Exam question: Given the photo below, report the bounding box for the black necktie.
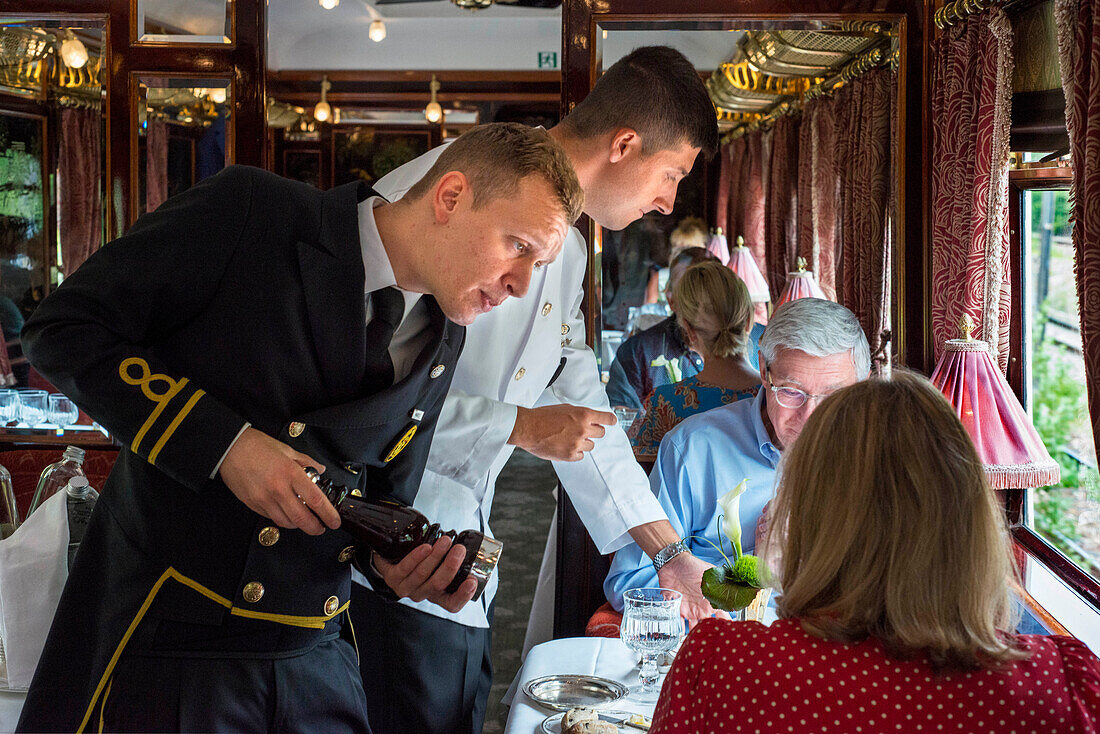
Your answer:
[363,287,405,391]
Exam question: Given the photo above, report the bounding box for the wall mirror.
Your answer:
[584,17,908,393]
[0,19,105,387]
[135,76,232,217]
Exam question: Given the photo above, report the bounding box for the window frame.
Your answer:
[1006,168,1100,615]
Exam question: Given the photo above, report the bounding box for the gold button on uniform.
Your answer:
[258,526,280,546]
[288,421,305,437]
[324,595,340,615]
[242,582,265,603]
[430,364,446,379]
[561,324,569,335]
[541,302,553,317]
[338,546,356,563]
[514,368,526,380]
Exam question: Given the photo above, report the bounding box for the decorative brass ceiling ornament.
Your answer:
[452,0,494,9]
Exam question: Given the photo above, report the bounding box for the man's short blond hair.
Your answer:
[405,122,583,225]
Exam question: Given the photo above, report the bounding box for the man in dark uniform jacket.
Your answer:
[16,123,582,733]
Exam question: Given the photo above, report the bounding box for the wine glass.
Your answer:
[619,587,683,702]
[0,389,18,426]
[17,389,48,428]
[47,394,80,430]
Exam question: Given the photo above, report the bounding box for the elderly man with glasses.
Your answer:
[604,298,871,617]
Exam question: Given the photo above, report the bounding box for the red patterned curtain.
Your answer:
[930,8,1015,371]
[146,118,169,213]
[764,114,801,299]
[739,130,769,323]
[722,137,748,242]
[796,96,839,300]
[58,107,102,277]
[835,68,896,358]
[716,143,732,234]
[1056,0,1100,457]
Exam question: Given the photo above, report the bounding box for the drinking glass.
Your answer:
[47,394,80,430]
[619,588,683,702]
[0,389,18,425]
[17,389,48,428]
[612,407,640,433]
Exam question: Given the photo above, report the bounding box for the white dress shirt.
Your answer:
[357,195,430,384]
[360,144,667,628]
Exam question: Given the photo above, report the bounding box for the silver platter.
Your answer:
[522,674,628,712]
[541,710,634,733]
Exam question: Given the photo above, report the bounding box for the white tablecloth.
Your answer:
[503,637,656,734]
[0,689,25,733]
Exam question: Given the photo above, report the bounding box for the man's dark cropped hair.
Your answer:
[561,45,719,158]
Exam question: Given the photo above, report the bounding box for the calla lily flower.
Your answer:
[717,478,749,559]
[650,355,683,384]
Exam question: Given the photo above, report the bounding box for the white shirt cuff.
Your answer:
[209,422,251,480]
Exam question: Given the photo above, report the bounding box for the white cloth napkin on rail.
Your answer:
[0,490,68,689]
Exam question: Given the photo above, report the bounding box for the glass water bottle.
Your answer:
[27,445,86,517]
[65,475,98,570]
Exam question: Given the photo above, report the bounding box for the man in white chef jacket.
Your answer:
[356,46,720,734]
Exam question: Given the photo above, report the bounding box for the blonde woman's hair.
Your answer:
[765,370,1027,671]
[673,261,753,359]
[405,122,583,225]
[669,217,708,254]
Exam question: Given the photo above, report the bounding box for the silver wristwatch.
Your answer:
[652,540,689,572]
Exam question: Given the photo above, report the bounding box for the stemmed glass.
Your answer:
[47,394,80,431]
[619,588,683,702]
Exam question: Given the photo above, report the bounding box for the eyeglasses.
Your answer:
[765,371,836,409]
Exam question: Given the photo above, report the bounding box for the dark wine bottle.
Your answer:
[305,468,502,600]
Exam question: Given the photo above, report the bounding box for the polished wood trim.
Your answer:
[276,92,561,105]
[270,70,562,83]
[1018,586,1073,636]
[1008,179,1026,400]
[1009,167,1075,185]
[1012,526,1100,611]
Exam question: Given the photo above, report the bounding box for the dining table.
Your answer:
[502,636,658,734]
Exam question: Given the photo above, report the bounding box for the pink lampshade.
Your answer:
[706,227,730,265]
[930,323,1060,490]
[775,268,827,307]
[728,236,770,303]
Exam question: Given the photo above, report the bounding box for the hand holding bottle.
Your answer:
[372,539,480,613]
[218,427,338,535]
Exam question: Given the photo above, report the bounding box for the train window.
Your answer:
[1020,186,1100,583]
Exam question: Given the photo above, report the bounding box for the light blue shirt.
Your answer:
[604,388,782,611]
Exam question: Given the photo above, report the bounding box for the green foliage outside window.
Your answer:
[1030,310,1100,574]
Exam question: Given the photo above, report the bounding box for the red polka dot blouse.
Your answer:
[650,618,1100,734]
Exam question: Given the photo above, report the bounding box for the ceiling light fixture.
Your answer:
[314,75,332,122]
[209,87,227,105]
[319,0,339,9]
[424,74,443,124]
[58,29,88,69]
[368,19,386,42]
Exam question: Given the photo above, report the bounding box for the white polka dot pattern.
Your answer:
[648,618,1100,734]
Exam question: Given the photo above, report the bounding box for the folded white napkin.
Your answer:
[0,490,69,690]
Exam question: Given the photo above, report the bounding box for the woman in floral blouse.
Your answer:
[630,261,760,459]
[650,372,1100,734]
